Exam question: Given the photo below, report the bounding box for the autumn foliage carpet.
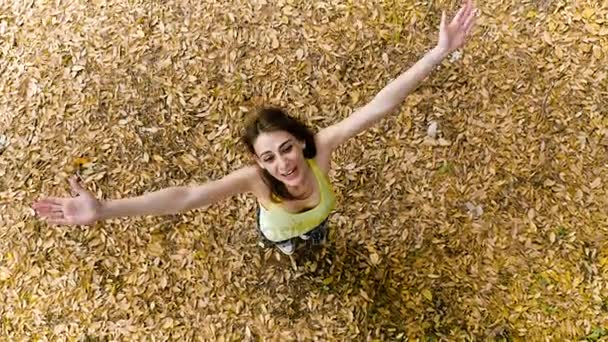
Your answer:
[1,0,607,340]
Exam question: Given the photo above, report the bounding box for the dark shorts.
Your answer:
[256,207,329,247]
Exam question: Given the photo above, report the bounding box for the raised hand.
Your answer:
[437,0,477,54]
[33,176,102,225]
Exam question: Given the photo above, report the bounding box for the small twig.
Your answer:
[25,117,39,147]
[541,79,559,117]
[421,0,435,22]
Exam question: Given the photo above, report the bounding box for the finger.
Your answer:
[34,197,65,206]
[464,15,477,35]
[35,209,53,217]
[440,11,447,31]
[46,218,71,225]
[35,207,64,216]
[33,201,63,212]
[33,199,63,208]
[453,4,466,25]
[69,176,87,196]
[463,2,475,23]
[464,0,474,18]
[32,202,53,211]
[44,211,65,219]
[37,212,60,220]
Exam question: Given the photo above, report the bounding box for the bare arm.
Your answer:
[33,166,260,225]
[99,166,257,219]
[318,47,448,150]
[317,0,476,152]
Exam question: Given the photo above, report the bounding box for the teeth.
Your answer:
[283,169,294,176]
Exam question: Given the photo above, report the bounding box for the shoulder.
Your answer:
[313,129,340,173]
[230,164,269,199]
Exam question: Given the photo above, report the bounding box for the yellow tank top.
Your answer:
[258,159,336,242]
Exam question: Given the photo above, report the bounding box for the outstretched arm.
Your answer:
[33,166,259,225]
[98,166,257,219]
[317,0,476,151]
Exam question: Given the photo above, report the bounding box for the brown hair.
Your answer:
[242,107,317,201]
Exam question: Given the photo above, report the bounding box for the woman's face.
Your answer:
[253,130,308,187]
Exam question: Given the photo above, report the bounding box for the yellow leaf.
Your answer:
[581,8,594,19]
[147,242,164,257]
[350,91,360,104]
[543,31,552,45]
[370,253,380,265]
[162,317,174,329]
[26,78,39,98]
[271,35,279,49]
[72,157,90,167]
[422,289,432,301]
[529,221,537,233]
[0,267,11,281]
[593,45,602,59]
[159,276,168,289]
[295,48,304,60]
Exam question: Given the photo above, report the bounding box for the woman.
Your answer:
[33,1,477,255]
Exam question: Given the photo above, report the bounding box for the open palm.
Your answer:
[438,0,477,53]
[33,176,101,225]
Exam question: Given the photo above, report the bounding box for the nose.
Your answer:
[277,155,289,171]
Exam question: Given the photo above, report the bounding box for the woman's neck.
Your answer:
[286,164,315,200]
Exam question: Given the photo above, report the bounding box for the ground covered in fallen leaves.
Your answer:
[1,0,608,340]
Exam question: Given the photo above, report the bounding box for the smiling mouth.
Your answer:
[281,168,296,177]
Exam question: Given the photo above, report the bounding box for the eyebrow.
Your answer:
[260,139,293,158]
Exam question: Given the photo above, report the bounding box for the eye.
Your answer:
[281,144,293,153]
[263,155,274,163]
